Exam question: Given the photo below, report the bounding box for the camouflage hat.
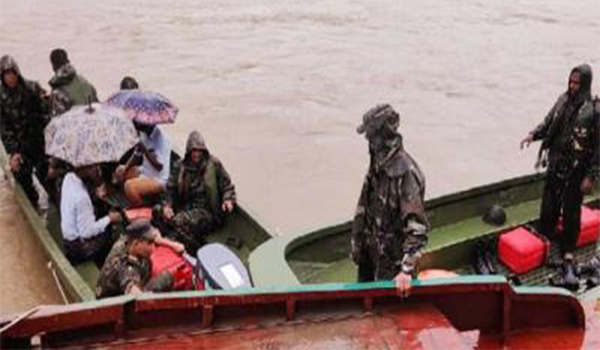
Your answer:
[124,219,157,242]
[357,104,400,134]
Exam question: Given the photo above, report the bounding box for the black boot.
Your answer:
[550,254,580,292]
[472,241,490,275]
[483,237,498,274]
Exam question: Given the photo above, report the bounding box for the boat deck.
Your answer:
[289,197,599,293]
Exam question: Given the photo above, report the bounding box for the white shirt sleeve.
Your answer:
[60,173,110,241]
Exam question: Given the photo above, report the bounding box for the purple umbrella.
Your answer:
[105,90,178,125]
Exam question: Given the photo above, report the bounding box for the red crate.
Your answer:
[557,206,600,247]
[498,227,549,274]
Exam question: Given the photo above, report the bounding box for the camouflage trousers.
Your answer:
[356,235,402,282]
[153,208,216,255]
[64,229,115,267]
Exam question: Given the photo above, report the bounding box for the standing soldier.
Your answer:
[0,55,50,207]
[351,104,429,296]
[520,64,599,260]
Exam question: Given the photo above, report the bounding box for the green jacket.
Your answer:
[49,63,98,108]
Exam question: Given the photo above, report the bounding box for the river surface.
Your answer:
[1,0,599,314]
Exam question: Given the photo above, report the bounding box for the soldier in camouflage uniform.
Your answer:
[351,104,429,295]
[521,64,599,258]
[155,130,236,254]
[96,220,174,298]
[0,55,50,206]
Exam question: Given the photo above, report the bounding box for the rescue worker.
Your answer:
[351,104,429,296]
[520,64,599,258]
[156,130,236,254]
[48,48,98,111]
[96,220,181,298]
[0,55,50,207]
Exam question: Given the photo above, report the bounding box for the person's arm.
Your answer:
[583,100,600,190]
[215,158,236,212]
[155,235,185,255]
[120,265,145,296]
[350,176,369,264]
[398,170,429,277]
[73,190,114,239]
[0,104,21,155]
[521,96,563,149]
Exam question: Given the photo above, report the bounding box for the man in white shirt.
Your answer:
[114,123,171,207]
[60,164,122,265]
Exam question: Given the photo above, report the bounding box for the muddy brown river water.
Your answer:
[1,0,598,314]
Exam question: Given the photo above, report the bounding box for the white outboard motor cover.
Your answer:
[196,243,252,289]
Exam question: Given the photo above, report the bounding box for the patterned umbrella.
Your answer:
[45,104,139,167]
[105,90,178,125]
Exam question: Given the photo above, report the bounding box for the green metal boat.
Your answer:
[0,141,274,303]
[249,173,600,294]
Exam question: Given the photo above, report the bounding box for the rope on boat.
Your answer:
[47,261,69,304]
[0,306,43,335]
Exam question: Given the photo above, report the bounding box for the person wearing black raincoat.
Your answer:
[0,55,50,206]
[521,64,599,258]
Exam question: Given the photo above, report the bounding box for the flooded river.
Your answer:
[1,0,598,313]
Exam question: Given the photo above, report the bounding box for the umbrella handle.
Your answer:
[85,95,94,113]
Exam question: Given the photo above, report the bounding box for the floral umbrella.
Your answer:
[45,104,139,167]
[105,90,178,125]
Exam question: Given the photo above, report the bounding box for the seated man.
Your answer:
[48,48,98,111]
[60,164,122,266]
[156,130,236,254]
[96,220,183,298]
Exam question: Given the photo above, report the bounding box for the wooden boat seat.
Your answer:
[74,261,100,291]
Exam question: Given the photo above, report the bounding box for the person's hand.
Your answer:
[221,200,235,213]
[9,153,23,172]
[581,177,595,194]
[163,205,174,220]
[96,184,108,199]
[171,242,185,255]
[113,165,127,184]
[520,133,534,149]
[108,210,122,223]
[394,272,412,298]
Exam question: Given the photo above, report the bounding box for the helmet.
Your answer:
[482,205,507,226]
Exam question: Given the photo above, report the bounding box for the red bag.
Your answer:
[557,206,600,248]
[151,246,202,291]
[498,227,549,274]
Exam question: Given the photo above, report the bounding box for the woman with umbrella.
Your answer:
[45,103,138,266]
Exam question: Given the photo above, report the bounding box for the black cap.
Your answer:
[50,48,69,71]
[124,219,156,242]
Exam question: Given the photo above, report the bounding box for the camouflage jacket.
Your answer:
[96,250,151,298]
[351,146,429,275]
[165,155,236,215]
[0,80,49,155]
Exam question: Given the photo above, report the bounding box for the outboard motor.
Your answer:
[196,243,253,290]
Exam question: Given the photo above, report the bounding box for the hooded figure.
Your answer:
[157,130,236,254]
[521,64,599,257]
[0,55,50,205]
[351,104,429,293]
[48,48,98,109]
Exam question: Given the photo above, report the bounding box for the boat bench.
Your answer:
[75,261,101,290]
